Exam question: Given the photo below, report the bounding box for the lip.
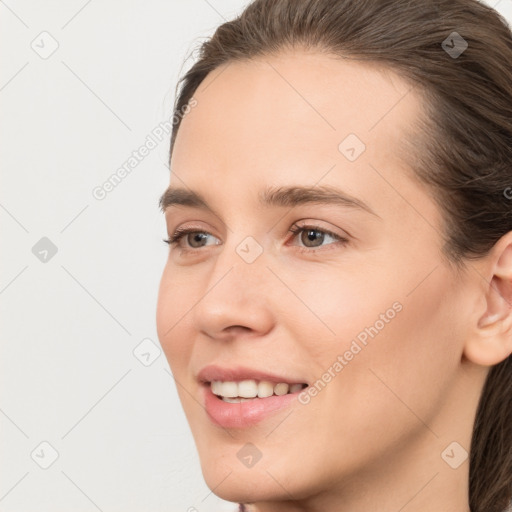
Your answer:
[202,382,303,429]
[197,364,308,429]
[197,364,308,385]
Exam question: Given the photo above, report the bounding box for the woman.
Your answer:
[156,1,512,511]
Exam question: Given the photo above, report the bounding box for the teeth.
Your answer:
[211,380,222,395]
[257,381,274,398]
[274,383,289,395]
[238,379,258,398]
[211,379,306,399]
[217,381,238,398]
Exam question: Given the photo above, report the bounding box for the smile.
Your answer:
[211,379,308,402]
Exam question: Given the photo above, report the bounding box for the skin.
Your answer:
[156,50,512,512]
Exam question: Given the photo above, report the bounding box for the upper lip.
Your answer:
[197,364,308,385]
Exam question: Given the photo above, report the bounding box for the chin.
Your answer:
[202,471,289,504]
[199,454,316,504]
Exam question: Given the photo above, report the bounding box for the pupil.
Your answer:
[190,233,207,247]
[304,229,323,247]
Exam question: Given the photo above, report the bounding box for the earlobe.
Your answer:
[463,235,512,367]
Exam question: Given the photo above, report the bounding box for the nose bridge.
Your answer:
[211,228,271,296]
[191,233,274,338]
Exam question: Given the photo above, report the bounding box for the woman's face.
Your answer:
[156,51,479,506]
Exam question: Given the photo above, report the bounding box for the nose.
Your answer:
[191,250,275,342]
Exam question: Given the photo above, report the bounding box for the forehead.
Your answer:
[169,50,435,225]
[172,50,421,173]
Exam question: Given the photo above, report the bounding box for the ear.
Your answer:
[463,232,512,367]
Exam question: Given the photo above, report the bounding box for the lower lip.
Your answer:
[202,383,303,429]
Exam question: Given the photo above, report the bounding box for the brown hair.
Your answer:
[167,1,512,510]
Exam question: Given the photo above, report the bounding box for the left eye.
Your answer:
[287,224,348,250]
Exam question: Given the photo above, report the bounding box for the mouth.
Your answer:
[208,379,308,403]
[197,366,310,428]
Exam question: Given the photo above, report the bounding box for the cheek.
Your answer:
[285,266,401,350]
[319,266,463,443]
[294,257,461,408]
[156,266,195,370]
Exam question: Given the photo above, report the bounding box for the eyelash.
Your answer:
[163,223,349,254]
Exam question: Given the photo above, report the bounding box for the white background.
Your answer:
[1,1,511,511]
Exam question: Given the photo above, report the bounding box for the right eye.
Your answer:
[163,227,221,249]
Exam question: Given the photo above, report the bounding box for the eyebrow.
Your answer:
[158,184,380,219]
